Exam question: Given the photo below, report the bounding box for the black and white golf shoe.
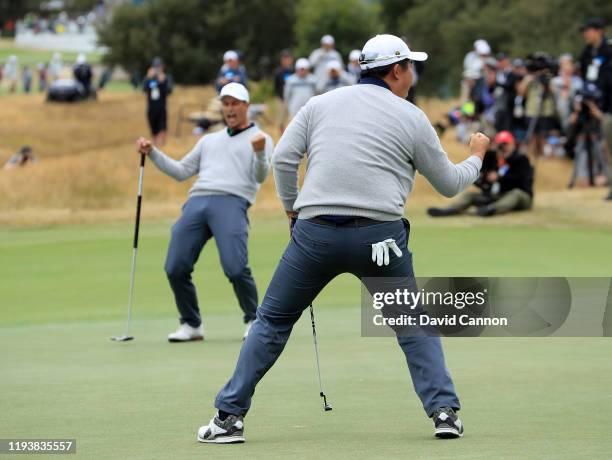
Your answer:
[197,412,245,444]
[432,407,464,439]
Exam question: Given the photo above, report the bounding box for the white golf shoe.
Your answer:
[167,323,204,342]
[197,412,245,444]
[243,320,254,340]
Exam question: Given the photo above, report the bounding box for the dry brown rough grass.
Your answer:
[0,87,610,228]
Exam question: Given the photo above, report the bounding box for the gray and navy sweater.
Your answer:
[150,124,273,205]
[272,78,483,221]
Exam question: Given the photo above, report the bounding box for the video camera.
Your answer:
[573,82,603,127]
[525,52,558,86]
[575,82,602,106]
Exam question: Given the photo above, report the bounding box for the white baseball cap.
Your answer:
[321,34,335,45]
[219,82,249,103]
[349,49,361,61]
[295,58,310,70]
[223,50,239,61]
[359,34,427,70]
[474,39,491,55]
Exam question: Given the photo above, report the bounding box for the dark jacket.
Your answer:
[579,37,612,113]
[143,74,172,112]
[274,66,293,99]
[499,150,534,197]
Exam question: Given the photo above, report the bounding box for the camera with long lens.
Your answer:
[525,51,558,86]
[574,82,602,126]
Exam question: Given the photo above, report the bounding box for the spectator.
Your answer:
[347,49,362,81]
[318,60,354,93]
[461,39,490,102]
[98,67,113,90]
[579,18,612,200]
[215,50,248,93]
[471,58,498,136]
[517,53,560,158]
[143,57,173,147]
[22,65,32,93]
[427,131,533,217]
[493,53,515,132]
[551,54,583,132]
[3,146,37,171]
[3,55,18,93]
[308,35,343,88]
[510,58,528,141]
[73,53,93,97]
[273,49,294,133]
[49,52,62,81]
[567,82,608,187]
[130,70,142,90]
[283,58,317,119]
[274,49,294,99]
[37,63,48,92]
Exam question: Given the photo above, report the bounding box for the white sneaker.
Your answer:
[168,323,204,342]
[243,320,254,340]
[197,412,245,444]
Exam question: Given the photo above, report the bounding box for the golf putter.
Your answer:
[309,303,332,412]
[112,154,146,342]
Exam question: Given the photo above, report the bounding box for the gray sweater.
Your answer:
[272,83,482,220]
[283,74,318,118]
[150,125,273,204]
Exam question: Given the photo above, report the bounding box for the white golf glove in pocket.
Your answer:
[371,239,403,266]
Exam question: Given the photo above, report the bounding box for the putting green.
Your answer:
[1,217,611,459]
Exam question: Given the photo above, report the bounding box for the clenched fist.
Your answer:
[469,132,490,159]
[136,137,152,156]
[250,133,266,152]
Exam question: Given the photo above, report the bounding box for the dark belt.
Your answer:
[308,216,383,227]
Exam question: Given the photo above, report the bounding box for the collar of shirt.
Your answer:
[227,122,255,137]
[358,76,391,91]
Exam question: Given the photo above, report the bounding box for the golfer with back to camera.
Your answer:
[198,34,490,444]
[136,83,273,342]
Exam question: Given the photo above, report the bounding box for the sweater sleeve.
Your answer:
[412,114,482,198]
[149,139,203,182]
[272,103,310,211]
[253,134,274,184]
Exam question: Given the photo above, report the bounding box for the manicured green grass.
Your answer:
[1,217,611,459]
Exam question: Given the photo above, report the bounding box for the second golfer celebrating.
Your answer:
[136,83,273,342]
[199,35,489,443]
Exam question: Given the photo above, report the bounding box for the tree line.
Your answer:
[96,0,612,95]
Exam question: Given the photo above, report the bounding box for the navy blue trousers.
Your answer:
[215,218,460,417]
[164,195,258,327]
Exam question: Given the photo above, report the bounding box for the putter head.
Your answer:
[324,404,332,412]
[111,335,134,342]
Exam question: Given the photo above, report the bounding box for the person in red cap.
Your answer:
[428,130,533,217]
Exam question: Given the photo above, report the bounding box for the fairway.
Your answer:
[2,216,612,459]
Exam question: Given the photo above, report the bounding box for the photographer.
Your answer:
[567,83,609,187]
[517,52,561,158]
[143,57,173,147]
[579,18,612,200]
[427,131,533,217]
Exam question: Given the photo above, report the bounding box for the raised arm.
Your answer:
[250,132,273,184]
[136,136,203,181]
[272,103,310,214]
[412,117,488,198]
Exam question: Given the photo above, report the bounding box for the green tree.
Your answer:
[395,0,612,96]
[294,0,383,60]
[98,0,296,84]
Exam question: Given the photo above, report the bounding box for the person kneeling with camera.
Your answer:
[428,131,533,217]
